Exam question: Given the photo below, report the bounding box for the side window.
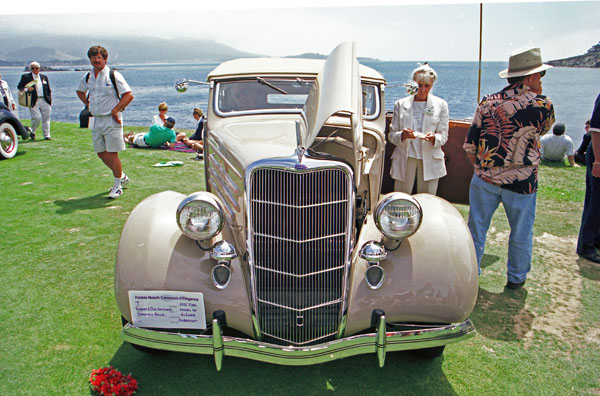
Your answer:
[362,84,380,119]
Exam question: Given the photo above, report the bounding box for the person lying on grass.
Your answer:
[124,117,185,149]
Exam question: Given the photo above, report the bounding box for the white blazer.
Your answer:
[388,94,449,182]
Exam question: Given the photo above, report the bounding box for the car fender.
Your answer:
[115,190,254,335]
[344,193,478,335]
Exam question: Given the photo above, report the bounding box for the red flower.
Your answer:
[90,366,138,396]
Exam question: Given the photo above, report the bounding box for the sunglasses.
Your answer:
[32,67,40,70]
[539,70,546,77]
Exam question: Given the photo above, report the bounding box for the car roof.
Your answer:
[207,58,386,82]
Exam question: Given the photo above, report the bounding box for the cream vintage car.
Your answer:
[115,42,478,370]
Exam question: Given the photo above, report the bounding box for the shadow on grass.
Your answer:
[577,257,600,280]
[12,149,28,158]
[470,287,532,342]
[108,343,458,396]
[54,192,116,214]
[480,253,500,270]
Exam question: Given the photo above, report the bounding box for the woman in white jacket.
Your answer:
[389,64,449,195]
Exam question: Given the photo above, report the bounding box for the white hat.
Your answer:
[30,61,40,68]
[498,47,552,79]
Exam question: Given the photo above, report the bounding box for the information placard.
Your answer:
[128,290,206,329]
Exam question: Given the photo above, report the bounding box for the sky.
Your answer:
[1,0,599,61]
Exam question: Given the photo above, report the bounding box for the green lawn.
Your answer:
[1,122,599,395]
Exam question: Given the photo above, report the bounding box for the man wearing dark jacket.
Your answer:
[577,95,600,264]
[17,61,52,140]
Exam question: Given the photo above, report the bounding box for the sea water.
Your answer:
[1,61,598,143]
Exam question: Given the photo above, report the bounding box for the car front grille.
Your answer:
[248,165,352,346]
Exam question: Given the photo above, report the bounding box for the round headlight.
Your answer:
[375,193,422,240]
[176,192,224,240]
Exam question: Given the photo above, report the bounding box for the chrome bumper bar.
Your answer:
[122,316,475,371]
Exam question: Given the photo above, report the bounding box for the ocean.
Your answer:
[1,61,598,143]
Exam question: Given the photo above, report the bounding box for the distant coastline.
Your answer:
[548,41,600,68]
[3,31,598,67]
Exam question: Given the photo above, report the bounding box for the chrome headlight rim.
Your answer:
[374,192,423,240]
[176,192,225,241]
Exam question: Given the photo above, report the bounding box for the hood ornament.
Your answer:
[295,120,306,164]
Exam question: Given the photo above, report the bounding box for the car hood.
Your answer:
[302,41,363,183]
[210,42,364,178]
[212,118,299,167]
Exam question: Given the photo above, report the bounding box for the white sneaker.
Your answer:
[121,174,130,187]
[108,185,123,199]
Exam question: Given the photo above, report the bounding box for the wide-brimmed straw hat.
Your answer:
[498,47,552,78]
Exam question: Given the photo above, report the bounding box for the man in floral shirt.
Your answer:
[463,47,555,290]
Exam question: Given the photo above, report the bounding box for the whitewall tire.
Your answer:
[0,122,18,159]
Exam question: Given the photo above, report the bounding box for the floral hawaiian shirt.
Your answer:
[463,83,555,194]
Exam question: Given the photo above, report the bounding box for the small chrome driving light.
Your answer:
[210,240,238,262]
[360,241,387,289]
[375,193,422,240]
[176,192,224,241]
[210,241,237,289]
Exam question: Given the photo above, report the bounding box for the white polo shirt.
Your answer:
[76,66,131,117]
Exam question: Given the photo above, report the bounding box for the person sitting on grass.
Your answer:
[574,120,591,165]
[125,117,185,149]
[540,122,579,167]
[182,107,205,154]
[151,102,169,126]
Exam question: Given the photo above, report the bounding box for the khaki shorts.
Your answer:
[92,114,126,153]
[133,133,149,147]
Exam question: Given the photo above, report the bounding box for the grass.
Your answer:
[1,122,599,395]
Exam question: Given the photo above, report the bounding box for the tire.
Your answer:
[120,316,163,354]
[412,345,445,358]
[0,122,18,159]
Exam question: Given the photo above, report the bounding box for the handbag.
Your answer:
[18,90,33,107]
[18,81,37,108]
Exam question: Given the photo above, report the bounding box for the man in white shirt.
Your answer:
[540,123,578,167]
[76,46,134,199]
[17,61,52,140]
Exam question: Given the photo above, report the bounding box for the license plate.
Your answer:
[128,290,206,329]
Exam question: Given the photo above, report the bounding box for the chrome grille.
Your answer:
[249,166,352,346]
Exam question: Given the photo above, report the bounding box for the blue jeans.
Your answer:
[467,174,537,283]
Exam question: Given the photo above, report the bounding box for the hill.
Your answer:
[548,41,600,68]
[0,33,259,66]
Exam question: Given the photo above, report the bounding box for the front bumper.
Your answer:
[122,316,476,370]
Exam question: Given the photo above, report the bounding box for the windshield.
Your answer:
[215,78,314,115]
[214,78,381,118]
